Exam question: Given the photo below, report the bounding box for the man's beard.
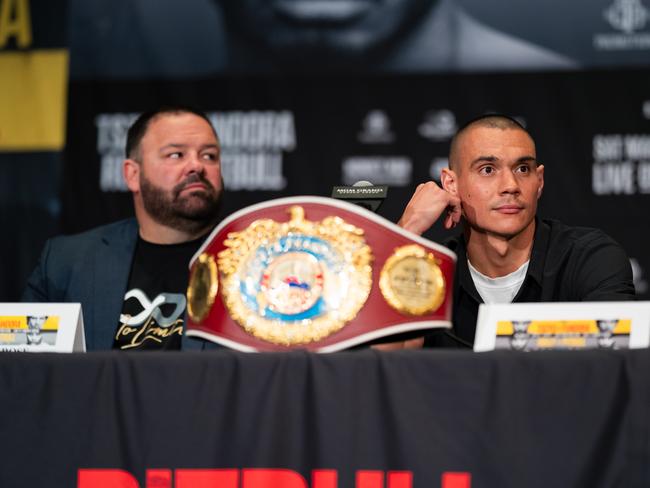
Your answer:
[140,172,223,236]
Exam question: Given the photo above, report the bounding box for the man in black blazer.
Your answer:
[23,106,223,351]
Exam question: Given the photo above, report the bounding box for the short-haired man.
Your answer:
[23,107,223,351]
[398,115,635,347]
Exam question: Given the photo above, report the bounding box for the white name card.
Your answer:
[0,303,85,353]
[474,301,650,352]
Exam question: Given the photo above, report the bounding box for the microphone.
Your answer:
[331,180,388,212]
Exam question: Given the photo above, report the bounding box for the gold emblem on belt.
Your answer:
[187,253,219,323]
[379,244,445,315]
[217,206,373,346]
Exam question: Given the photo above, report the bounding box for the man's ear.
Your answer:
[440,167,458,195]
[536,164,545,199]
[123,159,141,193]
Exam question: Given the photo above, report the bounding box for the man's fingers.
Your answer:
[398,180,461,234]
[450,206,462,224]
[443,213,454,229]
[443,197,462,229]
[444,211,459,229]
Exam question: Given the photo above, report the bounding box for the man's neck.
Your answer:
[465,220,536,278]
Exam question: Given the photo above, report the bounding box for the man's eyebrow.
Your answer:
[159,143,219,151]
[516,156,537,164]
[160,143,187,151]
[200,144,220,151]
[470,156,498,167]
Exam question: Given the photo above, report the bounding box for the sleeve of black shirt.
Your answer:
[571,230,635,301]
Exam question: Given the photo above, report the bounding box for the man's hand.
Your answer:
[397,181,462,235]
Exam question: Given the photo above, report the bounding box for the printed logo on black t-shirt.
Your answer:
[115,289,185,350]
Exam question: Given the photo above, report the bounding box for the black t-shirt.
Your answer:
[113,236,204,350]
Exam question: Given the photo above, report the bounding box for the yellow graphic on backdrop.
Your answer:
[0,0,68,151]
[0,0,32,48]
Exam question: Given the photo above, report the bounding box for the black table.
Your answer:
[1,348,649,488]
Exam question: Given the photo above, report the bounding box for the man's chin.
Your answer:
[177,191,218,209]
[469,219,534,240]
[162,210,220,236]
[489,224,528,240]
[176,198,221,224]
[177,205,220,223]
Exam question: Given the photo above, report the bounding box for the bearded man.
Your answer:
[23,107,223,350]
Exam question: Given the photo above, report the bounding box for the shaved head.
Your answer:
[449,115,535,171]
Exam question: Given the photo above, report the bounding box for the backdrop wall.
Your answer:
[3,0,650,300]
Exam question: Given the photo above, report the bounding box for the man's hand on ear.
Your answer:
[398,181,461,235]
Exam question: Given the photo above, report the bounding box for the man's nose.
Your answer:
[185,152,206,173]
[499,170,520,194]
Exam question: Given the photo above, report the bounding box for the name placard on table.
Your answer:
[0,303,85,352]
[474,301,650,352]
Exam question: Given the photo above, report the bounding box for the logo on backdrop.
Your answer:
[96,113,139,192]
[429,157,449,183]
[357,110,395,144]
[341,156,412,186]
[605,0,649,33]
[212,111,295,191]
[96,111,295,192]
[592,133,650,195]
[418,110,457,142]
[594,0,650,50]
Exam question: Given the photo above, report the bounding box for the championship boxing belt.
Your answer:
[185,196,456,352]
